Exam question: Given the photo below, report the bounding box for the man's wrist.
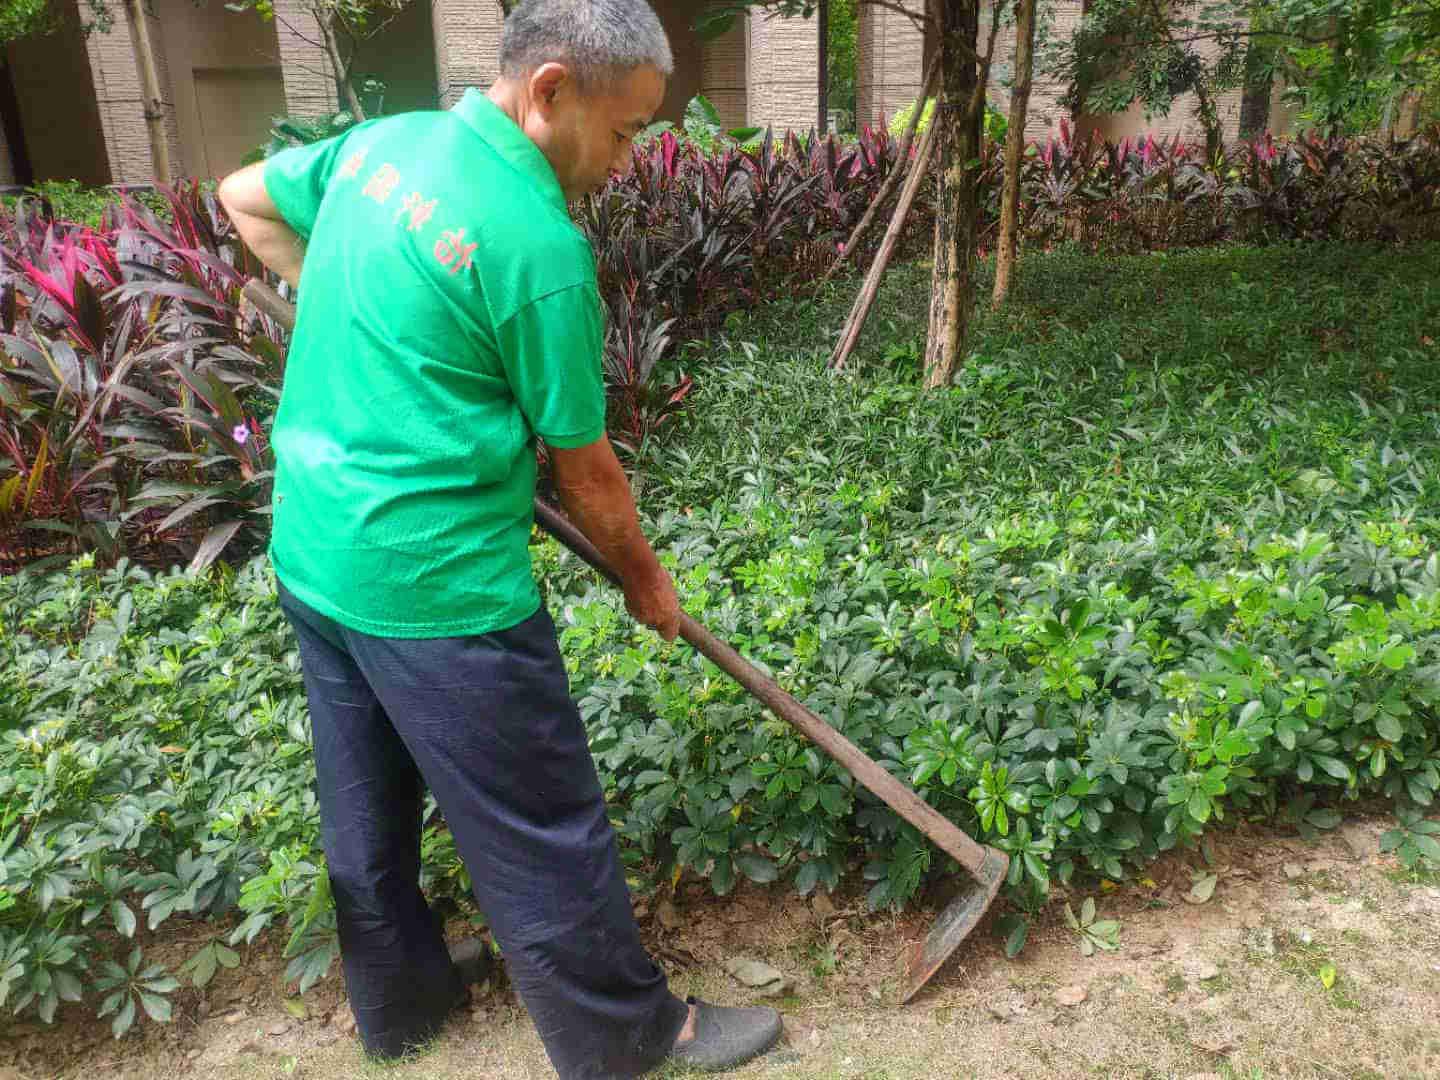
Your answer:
[612,536,663,589]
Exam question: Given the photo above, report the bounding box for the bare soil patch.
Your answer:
[4,814,1438,1080]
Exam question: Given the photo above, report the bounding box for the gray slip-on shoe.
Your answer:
[668,995,783,1072]
[446,937,498,1013]
[448,937,496,987]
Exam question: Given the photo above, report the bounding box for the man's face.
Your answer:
[526,63,667,201]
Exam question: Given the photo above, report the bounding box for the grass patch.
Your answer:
[1271,931,1365,1011]
[1384,863,1440,887]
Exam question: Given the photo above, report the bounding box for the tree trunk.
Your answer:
[1397,91,1421,138]
[823,53,941,285]
[318,13,366,120]
[1192,75,1222,161]
[1238,31,1273,140]
[923,0,981,390]
[123,0,171,185]
[991,0,1034,307]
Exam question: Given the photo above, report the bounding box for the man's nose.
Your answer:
[611,146,635,180]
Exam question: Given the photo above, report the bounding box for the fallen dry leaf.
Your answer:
[1191,1032,1236,1054]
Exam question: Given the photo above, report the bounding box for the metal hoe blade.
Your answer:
[900,846,1009,1004]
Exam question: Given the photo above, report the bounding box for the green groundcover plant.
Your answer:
[2,242,1438,1037]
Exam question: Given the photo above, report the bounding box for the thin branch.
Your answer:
[269,11,328,53]
[981,0,1005,67]
[285,60,340,82]
[858,0,937,36]
[970,0,1004,117]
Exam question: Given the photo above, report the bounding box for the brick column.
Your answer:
[84,4,184,184]
[271,0,338,116]
[431,0,503,109]
[855,2,924,131]
[701,17,747,129]
[746,11,819,134]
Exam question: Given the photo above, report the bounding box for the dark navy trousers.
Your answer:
[277,583,688,1078]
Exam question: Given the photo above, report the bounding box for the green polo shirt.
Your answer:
[262,90,606,637]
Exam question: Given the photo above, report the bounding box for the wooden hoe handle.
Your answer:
[531,500,993,879]
[242,277,995,880]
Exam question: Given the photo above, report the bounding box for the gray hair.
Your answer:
[499,0,674,91]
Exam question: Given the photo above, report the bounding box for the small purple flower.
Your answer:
[232,423,250,446]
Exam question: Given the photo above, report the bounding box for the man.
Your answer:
[217,1,781,1075]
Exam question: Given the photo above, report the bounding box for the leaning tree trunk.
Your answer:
[123,0,172,185]
[991,0,1035,307]
[828,112,943,370]
[823,54,941,285]
[923,0,982,389]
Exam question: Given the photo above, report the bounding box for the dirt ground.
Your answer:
[3,813,1438,1080]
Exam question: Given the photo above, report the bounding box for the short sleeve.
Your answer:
[262,127,362,240]
[494,282,607,448]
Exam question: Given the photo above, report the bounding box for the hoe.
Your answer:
[242,278,1010,1002]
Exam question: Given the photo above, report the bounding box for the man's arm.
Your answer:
[549,437,680,641]
[217,163,306,289]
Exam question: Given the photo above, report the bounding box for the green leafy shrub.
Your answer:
[547,241,1440,918]
[888,97,1008,144]
[0,555,472,1035]
[240,112,360,166]
[0,181,170,230]
[637,94,764,157]
[2,242,1438,1034]
[9,122,1438,570]
[889,96,936,138]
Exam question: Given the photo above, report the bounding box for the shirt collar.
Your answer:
[451,89,566,210]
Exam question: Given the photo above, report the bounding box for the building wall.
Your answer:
[1267,80,1300,137]
[854,2,1277,146]
[155,0,284,178]
[747,11,819,133]
[7,8,111,184]
[349,0,439,115]
[432,0,502,109]
[984,5,1080,142]
[84,0,185,184]
[855,3,923,131]
[272,0,338,116]
[701,18,747,128]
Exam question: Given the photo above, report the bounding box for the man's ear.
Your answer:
[528,62,571,112]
